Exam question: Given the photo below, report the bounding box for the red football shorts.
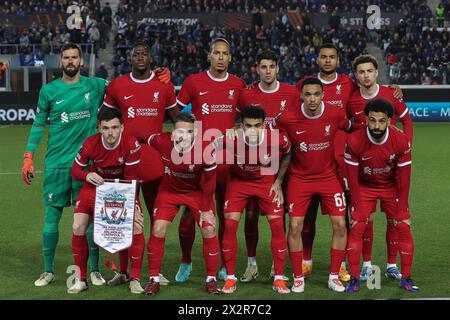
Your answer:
[153,188,216,226]
[286,175,346,217]
[358,185,408,220]
[224,175,284,216]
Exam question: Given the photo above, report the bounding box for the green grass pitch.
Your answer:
[0,123,449,300]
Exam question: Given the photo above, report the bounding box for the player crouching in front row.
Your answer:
[219,105,292,294]
[143,113,222,295]
[68,107,145,294]
[345,99,419,293]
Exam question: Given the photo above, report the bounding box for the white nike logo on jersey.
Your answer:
[296,130,307,135]
[124,95,134,100]
[274,209,283,213]
[339,207,346,212]
[94,159,104,163]
[277,248,287,253]
[208,252,219,256]
[223,249,232,253]
[355,111,364,115]
[56,100,64,104]
[362,157,372,160]
[199,91,208,96]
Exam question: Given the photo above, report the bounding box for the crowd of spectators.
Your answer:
[380,0,449,84]
[0,1,113,59]
[112,9,368,85]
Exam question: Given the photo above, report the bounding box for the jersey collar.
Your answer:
[102,133,122,150]
[366,126,389,145]
[207,70,229,82]
[317,72,338,84]
[361,84,380,100]
[130,71,155,83]
[258,81,280,93]
[301,101,325,119]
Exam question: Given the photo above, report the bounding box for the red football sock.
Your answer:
[244,214,259,258]
[221,219,239,276]
[203,236,220,277]
[147,234,165,277]
[178,212,196,264]
[330,248,346,275]
[362,220,374,262]
[302,197,319,260]
[387,223,398,265]
[347,222,366,279]
[395,223,414,278]
[129,233,145,280]
[268,218,287,276]
[289,250,303,278]
[119,250,128,274]
[72,234,88,280]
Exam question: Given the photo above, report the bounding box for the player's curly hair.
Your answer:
[364,98,394,118]
[352,54,378,71]
[241,105,266,122]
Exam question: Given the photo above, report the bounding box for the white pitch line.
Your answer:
[0,125,11,129]
[0,171,44,175]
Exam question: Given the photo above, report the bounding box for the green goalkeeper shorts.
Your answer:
[43,168,83,207]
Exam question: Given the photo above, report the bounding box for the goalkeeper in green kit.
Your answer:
[22,43,107,287]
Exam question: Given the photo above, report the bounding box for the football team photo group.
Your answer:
[1,0,449,302]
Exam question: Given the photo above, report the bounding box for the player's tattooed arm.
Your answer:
[270,150,292,206]
[165,105,181,123]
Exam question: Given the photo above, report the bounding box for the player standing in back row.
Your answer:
[175,38,245,282]
[22,43,106,287]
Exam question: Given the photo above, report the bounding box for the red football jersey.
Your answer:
[148,132,216,193]
[176,71,245,137]
[237,81,301,125]
[103,72,177,143]
[296,73,358,111]
[72,133,141,182]
[344,126,412,189]
[347,84,409,125]
[275,102,352,180]
[221,128,291,184]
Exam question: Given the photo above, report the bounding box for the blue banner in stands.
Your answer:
[407,102,450,122]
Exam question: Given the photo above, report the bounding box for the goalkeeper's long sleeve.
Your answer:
[25,88,49,152]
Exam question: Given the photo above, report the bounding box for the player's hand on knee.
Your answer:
[269,181,283,206]
[86,172,104,186]
[22,152,35,185]
[154,67,171,84]
[200,210,216,228]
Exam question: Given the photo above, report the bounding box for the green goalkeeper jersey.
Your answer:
[26,76,107,169]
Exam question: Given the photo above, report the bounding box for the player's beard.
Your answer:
[63,63,80,78]
[369,127,386,140]
[319,67,336,75]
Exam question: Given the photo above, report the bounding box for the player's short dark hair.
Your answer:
[319,43,339,55]
[60,42,82,58]
[257,50,279,65]
[364,98,394,118]
[209,38,231,52]
[353,54,378,71]
[131,41,151,54]
[97,107,123,124]
[241,105,266,122]
[301,77,323,91]
[174,112,196,124]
